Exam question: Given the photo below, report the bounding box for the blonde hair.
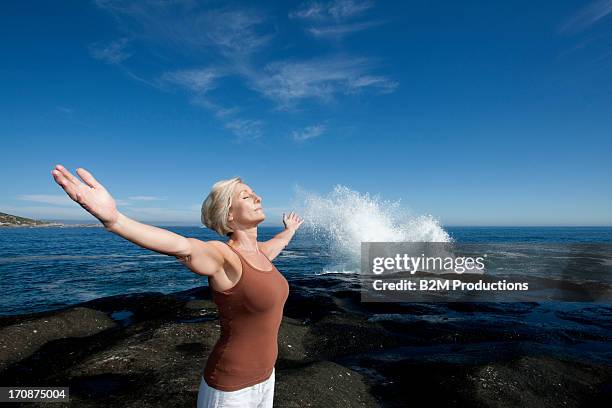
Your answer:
[201,176,243,237]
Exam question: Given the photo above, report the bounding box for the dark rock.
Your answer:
[0,285,610,407]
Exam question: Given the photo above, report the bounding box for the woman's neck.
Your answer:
[228,228,259,252]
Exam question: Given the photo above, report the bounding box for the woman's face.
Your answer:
[228,182,265,229]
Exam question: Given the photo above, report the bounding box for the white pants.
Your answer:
[197,367,275,408]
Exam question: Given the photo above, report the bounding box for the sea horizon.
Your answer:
[31,219,612,228]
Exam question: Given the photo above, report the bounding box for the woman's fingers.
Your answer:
[283,212,303,221]
[51,168,80,202]
[51,169,66,186]
[285,212,303,222]
[55,164,82,187]
[76,167,100,189]
[282,211,304,230]
[52,170,73,192]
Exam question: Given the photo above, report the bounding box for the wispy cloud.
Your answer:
[127,196,165,201]
[559,0,612,34]
[120,206,200,222]
[161,67,224,94]
[90,38,131,64]
[91,0,396,139]
[307,20,383,37]
[290,0,373,21]
[89,36,158,87]
[246,55,398,108]
[191,97,240,119]
[93,0,211,52]
[203,8,275,60]
[18,194,75,206]
[13,194,200,222]
[162,70,264,140]
[161,67,264,140]
[346,74,397,93]
[292,124,326,142]
[56,106,74,114]
[94,1,274,60]
[290,0,380,38]
[19,194,127,207]
[93,1,273,140]
[224,119,265,141]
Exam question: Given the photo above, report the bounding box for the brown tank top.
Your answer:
[203,242,290,391]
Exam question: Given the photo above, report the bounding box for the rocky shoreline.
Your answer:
[0,282,610,407]
[0,212,101,228]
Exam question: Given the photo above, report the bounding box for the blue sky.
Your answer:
[1,0,611,226]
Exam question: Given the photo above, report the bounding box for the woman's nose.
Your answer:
[255,194,262,203]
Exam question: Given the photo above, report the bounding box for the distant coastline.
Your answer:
[0,212,101,228]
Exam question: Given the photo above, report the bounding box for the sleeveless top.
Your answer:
[203,242,290,391]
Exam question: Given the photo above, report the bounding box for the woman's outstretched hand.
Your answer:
[282,211,304,232]
[51,164,119,228]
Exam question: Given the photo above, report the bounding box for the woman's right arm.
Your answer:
[104,213,225,278]
[51,164,223,276]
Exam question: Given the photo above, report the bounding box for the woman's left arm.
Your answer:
[260,212,304,261]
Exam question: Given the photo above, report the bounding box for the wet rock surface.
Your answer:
[0,283,610,407]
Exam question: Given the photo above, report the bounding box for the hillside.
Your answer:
[0,212,63,227]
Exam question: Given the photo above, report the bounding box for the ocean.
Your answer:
[0,226,611,317]
[1,225,611,366]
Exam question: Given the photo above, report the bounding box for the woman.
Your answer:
[51,164,304,408]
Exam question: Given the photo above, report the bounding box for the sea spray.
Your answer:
[292,185,451,273]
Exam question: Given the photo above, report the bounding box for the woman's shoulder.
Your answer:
[177,239,237,277]
[203,239,240,264]
[184,238,227,253]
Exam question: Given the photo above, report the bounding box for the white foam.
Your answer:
[294,184,451,262]
[315,269,357,275]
